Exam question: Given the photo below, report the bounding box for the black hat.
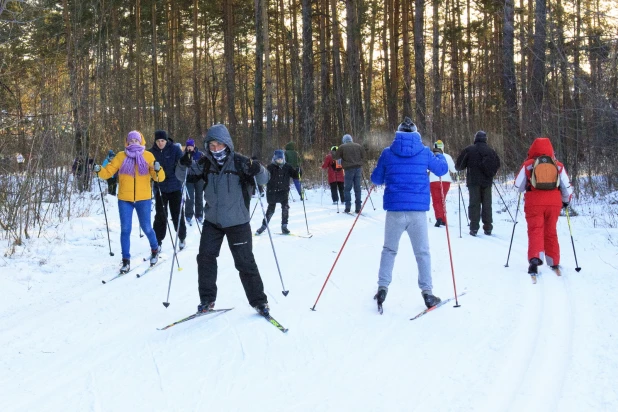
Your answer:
[154,130,168,142]
[397,117,417,133]
[474,130,487,142]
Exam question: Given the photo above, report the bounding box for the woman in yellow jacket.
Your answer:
[96,131,165,273]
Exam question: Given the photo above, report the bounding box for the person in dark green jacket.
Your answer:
[284,141,303,199]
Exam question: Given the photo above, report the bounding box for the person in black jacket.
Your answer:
[455,130,501,236]
[255,150,300,235]
[149,130,187,249]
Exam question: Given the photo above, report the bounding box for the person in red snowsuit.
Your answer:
[321,146,345,205]
[514,137,573,274]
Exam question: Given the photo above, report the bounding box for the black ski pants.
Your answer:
[197,221,268,307]
[468,185,493,232]
[153,189,187,244]
[330,182,344,203]
[261,200,290,226]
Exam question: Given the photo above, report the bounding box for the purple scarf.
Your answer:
[119,144,149,176]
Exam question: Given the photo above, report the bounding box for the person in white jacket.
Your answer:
[429,140,458,227]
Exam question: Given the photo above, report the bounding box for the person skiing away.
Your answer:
[429,140,458,227]
[284,141,303,199]
[149,130,187,250]
[334,133,366,213]
[455,130,501,236]
[177,124,271,316]
[102,149,118,196]
[321,145,345,205]
[371,117,448,310]
[255,149,300,235]
[94,131,164,273]
[514,137,573,277]
[182,139,204,226]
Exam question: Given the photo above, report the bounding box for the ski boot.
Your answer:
[422,291,442,309]
[150,245,161,266]
[254,303,270,316]
[281,224,290,235]
[197,301,215,313]
[120,259,130,274]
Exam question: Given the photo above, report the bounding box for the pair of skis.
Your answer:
[101,253,169,284]
[158,308,288,333]
[374,292,468,320]
[531,266,562,284]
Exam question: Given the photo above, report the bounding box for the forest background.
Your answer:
[0,0,617,247]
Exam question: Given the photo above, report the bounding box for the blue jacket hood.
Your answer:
[390,131,425,157]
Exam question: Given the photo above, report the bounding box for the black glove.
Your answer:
[180,151,192,167]
[562,202,569,209]
[93,164,101,173]
[247,159,261,176]
[432,147,443,154]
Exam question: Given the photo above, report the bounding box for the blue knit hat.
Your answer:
[342,134,353,143]
[186,139,195,147]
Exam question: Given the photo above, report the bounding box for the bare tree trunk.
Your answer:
[151,1,160,128]
[528,0,547,138]
[402,0,412,118]
[223,0,237,135]
[414,0,426,132]
[502,0,521,170]
[253,0,265,158]
[263,0,274,145]
[431,0,442,140]
[300,0,315,146]
[330,0,346,135]
[192,0,202,137]
[364,0,378,134]
[387,0,400,129]
[320,0,332,143]
[345,0,364,139]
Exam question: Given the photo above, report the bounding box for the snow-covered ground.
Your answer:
[1,182,617,411]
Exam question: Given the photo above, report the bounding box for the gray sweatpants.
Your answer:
[377,211,433,292]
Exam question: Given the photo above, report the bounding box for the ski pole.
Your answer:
[438,177,461,307]
[361,171,376,210]
[163,167,188,308]
[565,207,582,272]
[96,176,114,256]
[504,192,522,267]
[254,176,288,296]
[250,197,259,220]
[154,182,181,270]
[458,178,462,238]
[321,169,324,205]
[459,176,470,226]
[184,185,201,236]
[311,185,375,311]
[493,181,514,222]
[299,174,311,235]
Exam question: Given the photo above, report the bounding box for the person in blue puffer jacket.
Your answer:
[371,117,448,311]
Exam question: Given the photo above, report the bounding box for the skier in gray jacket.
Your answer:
[177,124,271,316]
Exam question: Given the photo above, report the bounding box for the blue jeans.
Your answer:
[344,167,362,211]
[118,199,158,259]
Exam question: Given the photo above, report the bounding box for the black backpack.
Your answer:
[479,152,499,178]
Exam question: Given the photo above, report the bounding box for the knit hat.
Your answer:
[397,117,417,133]
[342,134,353,143]
[435,140,444,150]
[272,149,285,164]
[154,130,168,142]
[330,146,338,151]
[186,139,195,148]
[474,130,487,142]
[127,131,142,145]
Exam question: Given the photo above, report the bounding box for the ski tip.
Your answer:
[282,290,289,297]
[162,302,170,308]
